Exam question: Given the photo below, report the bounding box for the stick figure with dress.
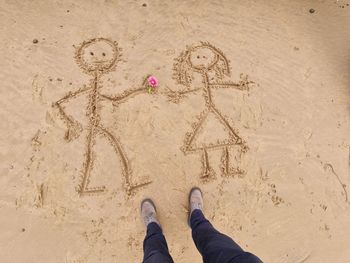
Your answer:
[167,42,253,179]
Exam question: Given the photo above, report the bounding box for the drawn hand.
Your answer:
[238,139,249,153]
[239,74,254,90]
[64,121,83,142]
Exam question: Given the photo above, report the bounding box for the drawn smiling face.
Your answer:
[76,38,120,74]
[189,46,218,71]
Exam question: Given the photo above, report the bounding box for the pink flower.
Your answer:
[147,76,158,88]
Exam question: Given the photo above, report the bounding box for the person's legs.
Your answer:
[189,188,263,263]
[141,199,174,263]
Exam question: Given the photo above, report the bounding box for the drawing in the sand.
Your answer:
[53,38,153,196]
[167,42,253,179]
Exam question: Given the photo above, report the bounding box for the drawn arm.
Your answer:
[53,85,91,141]
[178,88,201,94]
[100,87,147,104]
[209,74,254,91]
[165,86,201,103]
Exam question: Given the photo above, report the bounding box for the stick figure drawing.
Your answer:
[167,42,253,180]
[54,38,153,196]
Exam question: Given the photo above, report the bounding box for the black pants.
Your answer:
[143,209,263,263]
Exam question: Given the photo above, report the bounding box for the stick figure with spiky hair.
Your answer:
[54,38,153,196]
[168,42,253,179]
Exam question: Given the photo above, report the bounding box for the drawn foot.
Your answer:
[201,166,216,182]
[221,147,246,178]
[126,180,153,196]
[222,167,246,178]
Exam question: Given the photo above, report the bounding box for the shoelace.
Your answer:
[143,212,157,225]
[191,202,203,211]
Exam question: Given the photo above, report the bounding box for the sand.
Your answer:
[0,0,349,262]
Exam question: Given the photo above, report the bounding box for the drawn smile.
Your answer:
[92,60,110,64]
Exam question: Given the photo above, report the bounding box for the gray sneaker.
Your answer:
[141,198,159,227]
[188,187,204,225]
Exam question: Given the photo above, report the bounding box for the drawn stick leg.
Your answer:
[200,147,215,180]
[99,127,152,195]
[221,146,230,176]
[78,128,106,196]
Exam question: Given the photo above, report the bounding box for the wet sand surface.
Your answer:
[0,1,349,262]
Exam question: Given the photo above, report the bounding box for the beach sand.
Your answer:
[0,0,349,262]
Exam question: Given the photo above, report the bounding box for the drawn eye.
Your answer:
[90,52,94,56]
[197,56,200,59]
[102,52,106,56]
